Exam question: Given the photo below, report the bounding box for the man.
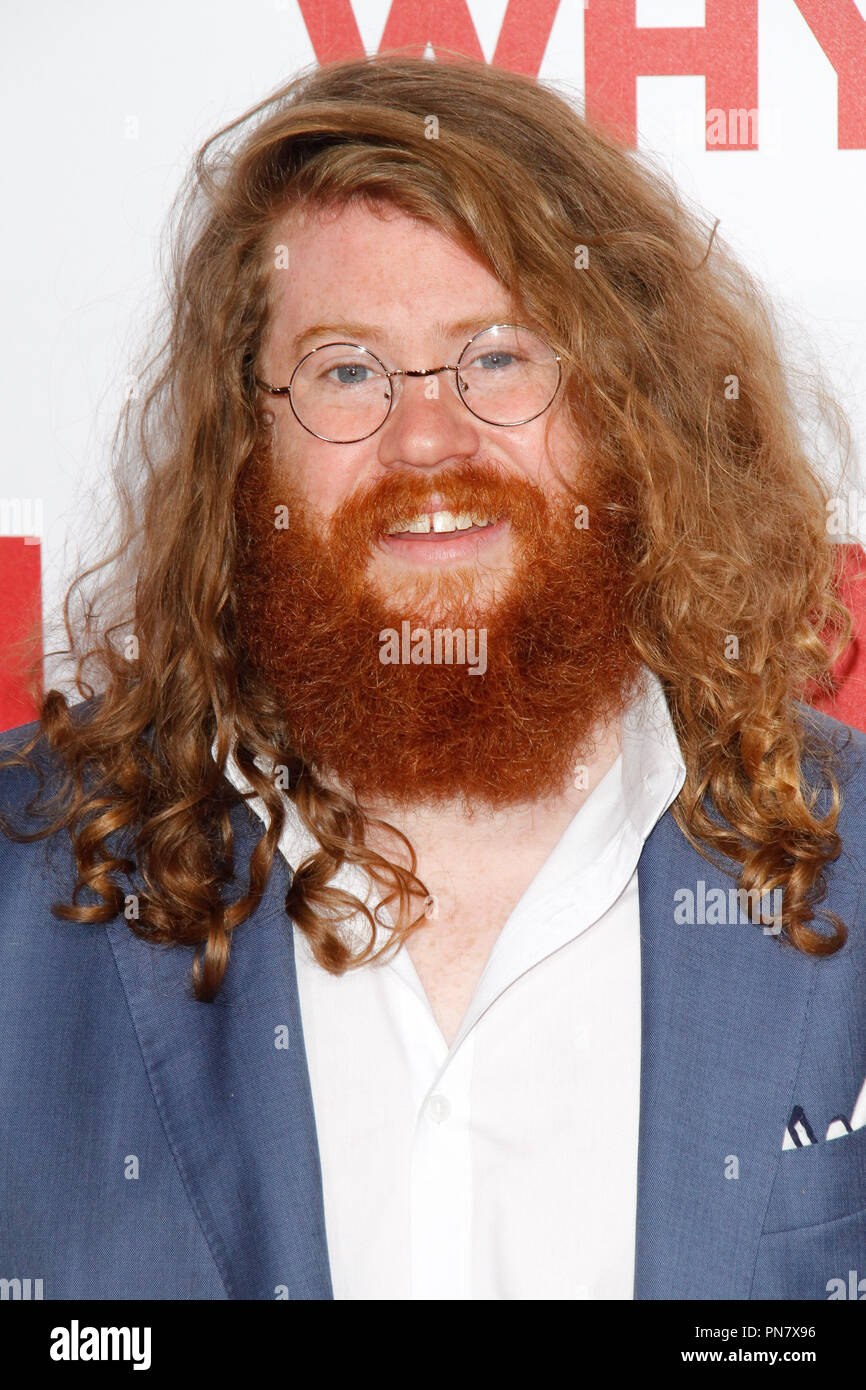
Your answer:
[1,53,864,1302]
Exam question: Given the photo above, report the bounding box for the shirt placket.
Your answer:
[409,1028,476,1300]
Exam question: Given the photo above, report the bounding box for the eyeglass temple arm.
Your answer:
[254,377,291,395]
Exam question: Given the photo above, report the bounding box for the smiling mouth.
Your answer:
[383,508,503,538]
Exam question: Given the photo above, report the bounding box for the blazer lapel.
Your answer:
[106,798,334,1300]
[633,808,817,1298]
[104,770,829,1300]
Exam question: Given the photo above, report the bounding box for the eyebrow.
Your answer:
[288,314,518,358]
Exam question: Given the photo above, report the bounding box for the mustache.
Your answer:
[327,459,556,543]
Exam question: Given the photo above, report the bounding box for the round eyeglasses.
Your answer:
[254,323,562,444]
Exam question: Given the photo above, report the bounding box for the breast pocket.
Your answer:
[762,1120,866,1234]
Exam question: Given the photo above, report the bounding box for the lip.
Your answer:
[377,516,509,564]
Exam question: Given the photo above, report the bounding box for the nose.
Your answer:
[375,369,482,471]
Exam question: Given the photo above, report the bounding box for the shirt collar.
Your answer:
[620,664,687,835]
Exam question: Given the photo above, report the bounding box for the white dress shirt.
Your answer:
[221,664,686,1300]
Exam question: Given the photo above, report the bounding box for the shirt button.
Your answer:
[427,1093,451,1123]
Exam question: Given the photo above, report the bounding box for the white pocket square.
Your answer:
[782,1075,866,1149]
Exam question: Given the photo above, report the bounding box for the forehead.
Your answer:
[265,200,516,345]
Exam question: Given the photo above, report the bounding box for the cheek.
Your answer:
[504,430,568,490]
[536,416,582,488]
[314,458,371,519]
[273,423,361,515]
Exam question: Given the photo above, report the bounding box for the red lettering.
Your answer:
[584,0,758,150]
[297,1,865,150]
[792,0,866,149]
[0,537,42,733]
[379,0,484,61]
[297,0,559,74]
[295,0,364,62]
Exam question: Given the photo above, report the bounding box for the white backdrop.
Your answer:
[2,0,864,693]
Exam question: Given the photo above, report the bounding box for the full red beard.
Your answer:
[232,440,644,814]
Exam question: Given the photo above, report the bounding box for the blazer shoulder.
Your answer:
[795,701,866,790]
[0,696,103,831]
[795,705,866,912]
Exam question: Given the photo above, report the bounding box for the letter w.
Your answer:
[297,0,559,75]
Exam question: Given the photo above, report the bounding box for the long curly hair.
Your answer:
[0,52,858,1000]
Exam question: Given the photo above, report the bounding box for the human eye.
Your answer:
[476,350,515,370]
[325,359,374,385]
[463,347,522,374]
[309,349,384,390]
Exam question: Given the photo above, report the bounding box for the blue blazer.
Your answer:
[1,703,865,1300]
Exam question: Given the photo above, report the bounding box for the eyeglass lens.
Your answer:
[289,325,559,442]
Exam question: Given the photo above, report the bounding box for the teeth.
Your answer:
[386,510,495,536]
